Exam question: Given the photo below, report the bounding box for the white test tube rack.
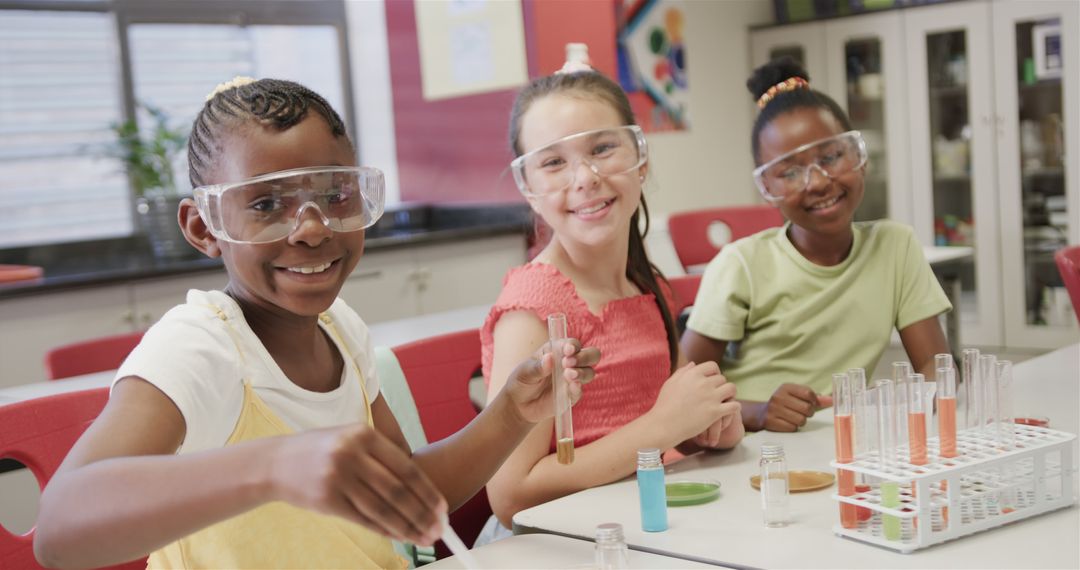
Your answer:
[829,423,1076,553]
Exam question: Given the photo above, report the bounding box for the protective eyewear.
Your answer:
[752,131,867,202]
[510,125,647,197]
[193,166,385,244]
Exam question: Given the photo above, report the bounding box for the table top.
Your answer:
[0,304,491,406]
[513,344,1079,569]
[423,533,717,569]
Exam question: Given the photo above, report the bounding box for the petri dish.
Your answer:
[750,470,834,492]
[666,480,720,506]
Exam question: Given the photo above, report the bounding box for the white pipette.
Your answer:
[440,514,480,570]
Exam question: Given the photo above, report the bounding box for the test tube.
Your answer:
[548,313,574,465]
[908,373,928,466]
[848,368,873,521]
[893,368,910,458]
[995,360,1015,448]
[996,360,1016,514]
[833,372,857,529]
[936,367,958,459]
[961,348,981,432]
[980,354,998,443]
[876,378,901,541]
[935,353,954,372]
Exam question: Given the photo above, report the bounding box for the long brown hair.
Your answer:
[509,71,678,372]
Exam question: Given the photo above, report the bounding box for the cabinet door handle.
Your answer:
[352,270,383,280]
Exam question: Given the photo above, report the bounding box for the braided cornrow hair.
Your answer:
[747,57,852,164]
[509,71,679,374]
[188,78,352,187]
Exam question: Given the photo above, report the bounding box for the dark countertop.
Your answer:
[0,203,532,300]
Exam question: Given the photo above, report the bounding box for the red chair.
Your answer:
[44,332,144,380]
[0,388,147,570]
[1055,245,1080,324]
[668,274,703,317]
[667,205,784,271]
[391,329,490,557]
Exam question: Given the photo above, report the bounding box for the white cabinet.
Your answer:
[340,233,526,322]
[991,0,1080,348]
[750,1,1080,350]
[0,268,227,387]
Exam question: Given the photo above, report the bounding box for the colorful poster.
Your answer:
[616,0,689,132]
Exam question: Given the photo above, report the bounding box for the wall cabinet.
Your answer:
[0,234,527,386]
[750,0,1079,349]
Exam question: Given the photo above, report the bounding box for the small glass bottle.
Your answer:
[636,448,668,532]
[594,522,630,570]
[760,442,790,527]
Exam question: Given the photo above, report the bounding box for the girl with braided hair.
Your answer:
[681,58,952,433]
[33,78,599,569]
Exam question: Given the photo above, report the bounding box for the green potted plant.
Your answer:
[109,103,191,260]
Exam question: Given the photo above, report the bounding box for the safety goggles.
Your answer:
[510,125,647,197]
[752,131,867,202]
[192,166,385,244]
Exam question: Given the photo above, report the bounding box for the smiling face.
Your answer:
[517,93,645,250]
[757,107,865,236]
[202,116,363,317]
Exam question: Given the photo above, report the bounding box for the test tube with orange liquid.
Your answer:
[848,368,873,522]
[907,373,928,466]
[936,366,957,528]
[548,313,575,465]
[833,372,858,529]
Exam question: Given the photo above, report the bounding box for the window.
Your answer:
[0,1,353,252]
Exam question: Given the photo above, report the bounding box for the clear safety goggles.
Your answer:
[510,125,647,197]
[192,166,385,244]
[752,130,867,202]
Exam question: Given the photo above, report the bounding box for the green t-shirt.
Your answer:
[686,220,951,402]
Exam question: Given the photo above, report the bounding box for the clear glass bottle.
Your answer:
[594,522,630,570]
[760,442,790,527]
[636,448,668,532]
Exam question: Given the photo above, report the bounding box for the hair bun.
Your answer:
[746,57,809,101]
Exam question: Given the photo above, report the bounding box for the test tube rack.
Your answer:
[829,424,1076,553]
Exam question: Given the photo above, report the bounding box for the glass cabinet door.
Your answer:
[906,3,1002,347]
[750,22,827,90]
[825,12,909,225]
[994,0,1079,348]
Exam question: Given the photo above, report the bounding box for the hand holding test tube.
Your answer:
[548,313,575,465]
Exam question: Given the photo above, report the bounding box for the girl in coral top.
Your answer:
[479,63,744,535]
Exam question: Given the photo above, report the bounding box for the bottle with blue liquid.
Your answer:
[636,448,667,532]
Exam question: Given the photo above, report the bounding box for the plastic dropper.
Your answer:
[440,514,480,569]
[548,313,574,464]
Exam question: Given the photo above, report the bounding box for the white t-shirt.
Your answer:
[114,289,381,454]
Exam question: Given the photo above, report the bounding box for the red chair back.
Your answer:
[44,332,144,380]
[391,329,489,557]
[667,205,784,270]
[1055,245,1080,324]
[668,274,703,317]
[0,388,146,570]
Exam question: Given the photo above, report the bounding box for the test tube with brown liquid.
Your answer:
[548,313,574,464]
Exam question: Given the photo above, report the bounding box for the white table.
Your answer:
[0,304,491,407]
[513,344,1079,569]
[424,533,717,569]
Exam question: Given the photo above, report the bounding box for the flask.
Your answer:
[594,522,630,570]
[636,448,667,532]
[760,442,789,527]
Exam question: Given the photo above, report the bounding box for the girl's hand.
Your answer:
[269,424,448,546]
[652,361,738,443]
[758,383,829,432]
[690,400,743,449]
[502,338,600,425]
